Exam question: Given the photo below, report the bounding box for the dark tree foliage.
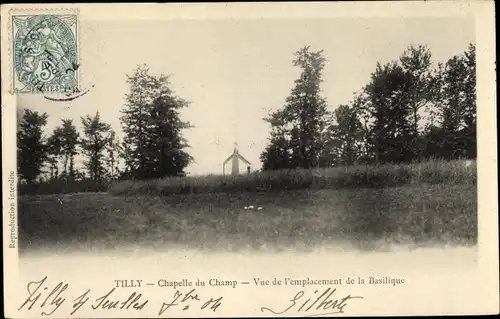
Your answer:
[319,104,366,167]
[399,45,441,159]
[46,119,80,181]
[261,46,329,170]
[60,119,80,180]
[104,129,122,181]
[46,126,63,180]
[262,43,476,170]
[120,64,193,179]
[17,109,49,184]
[80,112,112,182]
[359,61,416,164]
[261,134,292,170]
[425,44,476,159]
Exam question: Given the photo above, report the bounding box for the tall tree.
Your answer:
[104,129,122,181]
[429,43,476,159]
[59,119,79,180]
[46,126,63,180]
[399,45,440,158]
[120,65,155,178]
[146,94,193,178]
[261,109,293,170]
[120,64,193,179]
[359,61,414,164]
[320,103,366,167]
[261,46,329,170]
[463,43,477,158]
[80,112,111,182]
[46,120,80,181]
[17,109,49,184]
[399,45,437,133]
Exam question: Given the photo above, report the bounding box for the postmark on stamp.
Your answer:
[11,14,79,94]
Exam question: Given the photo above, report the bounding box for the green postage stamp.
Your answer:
[11,13,79,94]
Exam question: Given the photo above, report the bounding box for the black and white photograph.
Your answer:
[3,2,498,318]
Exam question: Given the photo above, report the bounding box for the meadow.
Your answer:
[108,159,476,196]
[18,159,477,253]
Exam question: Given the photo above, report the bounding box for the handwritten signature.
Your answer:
[18,277,223,316]
[18,276,68,316]
[261,287,364,317]
[158,288,223,316]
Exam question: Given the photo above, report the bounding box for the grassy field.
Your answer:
[19,178,107,195]
[109,159,476,196]
[19,170,477,253]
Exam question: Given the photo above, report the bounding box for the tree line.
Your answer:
[17,64,192,184]
[261,43,476,170]
[18,110,121,184]
[17,43,476,185]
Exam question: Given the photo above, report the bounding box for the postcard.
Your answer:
[2,2,498,318]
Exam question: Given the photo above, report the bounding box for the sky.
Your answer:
[17,17,475,176]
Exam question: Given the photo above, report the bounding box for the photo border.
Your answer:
[2,2,497,317]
